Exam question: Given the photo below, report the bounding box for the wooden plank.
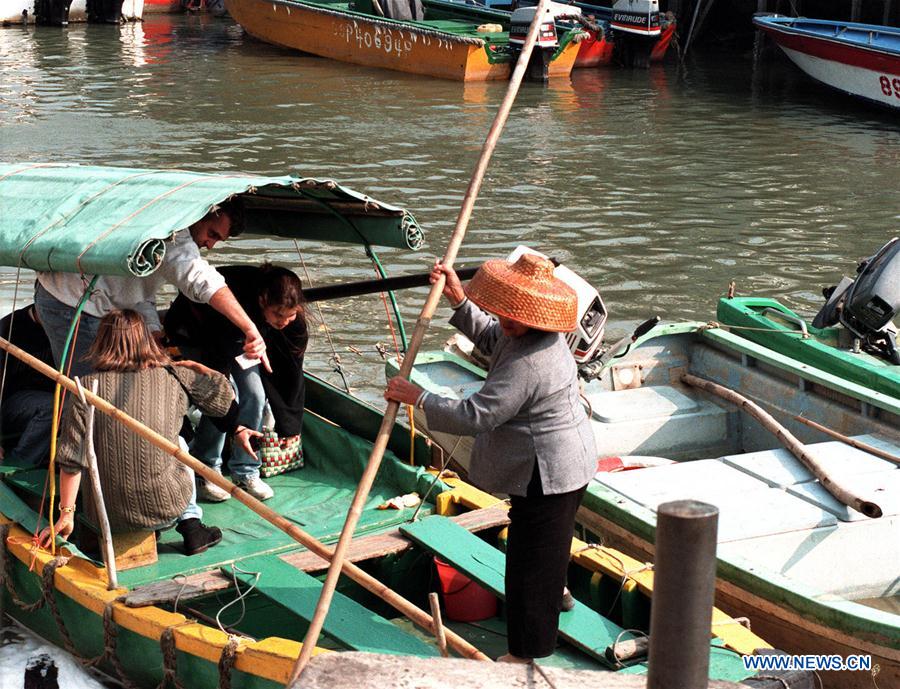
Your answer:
[400,516,632,667]
[231,555,439,657]
[282,506,510,572]
[124,570,232,608]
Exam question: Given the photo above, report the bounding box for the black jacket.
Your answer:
[164,266,307,436]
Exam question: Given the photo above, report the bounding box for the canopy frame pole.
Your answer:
[0,335,488,663]
[73,377,118,590]
[292,240,353,393]
[681,372,882,518]
[287,2,552,682]
[47,275,98,553]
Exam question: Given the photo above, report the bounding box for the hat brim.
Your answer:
[465,259,578,333]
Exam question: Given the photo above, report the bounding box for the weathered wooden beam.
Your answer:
[282,506,511,573]
[124,570,232,608]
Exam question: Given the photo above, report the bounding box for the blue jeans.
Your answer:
[34,282,101,378]
[0,390,53,467]
[177,443,203,522]
[152,440,202,528]
[184,352,265,482]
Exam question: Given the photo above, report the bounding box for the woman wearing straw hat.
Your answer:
[385,253,597,663]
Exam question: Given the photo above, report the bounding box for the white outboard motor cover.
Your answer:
[509,1,581,47]
[611,0,661,37]
[506,245,607,364]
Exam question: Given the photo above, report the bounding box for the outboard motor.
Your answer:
[509,1,581,81]
[812,237,900,364]
[610,0,660,67]
[506,245,607,363]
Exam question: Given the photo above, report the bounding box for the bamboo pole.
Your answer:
[74,377,118,590]
[428,592,449,658]
[287,2,552,684]
[792,415,900,466]
[0,335,488,662]
[681,373,882,518]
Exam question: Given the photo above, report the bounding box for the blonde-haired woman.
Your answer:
[39,309,259,555]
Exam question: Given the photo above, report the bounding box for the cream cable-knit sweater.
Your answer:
[57,366,234,531]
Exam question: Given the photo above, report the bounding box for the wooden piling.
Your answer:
[851,0,861,22]
[23,655,59,689]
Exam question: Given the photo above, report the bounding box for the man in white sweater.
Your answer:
[34,202,268,378]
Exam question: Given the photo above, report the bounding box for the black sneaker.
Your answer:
[175,518,223,556]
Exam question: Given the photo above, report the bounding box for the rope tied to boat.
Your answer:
[38,555,80,655]
[89,596,141,689]
[155,626,189,689]
[217,635,242,689]
[0,524,44,612]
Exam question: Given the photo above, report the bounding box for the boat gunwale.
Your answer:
[580,482,900,650]
[753,15,900,58]
[244,0,492,46]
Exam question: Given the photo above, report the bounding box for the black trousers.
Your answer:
[505,463,587,659]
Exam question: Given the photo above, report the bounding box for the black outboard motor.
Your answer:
[34,0,73,25]
[812,237,900,364]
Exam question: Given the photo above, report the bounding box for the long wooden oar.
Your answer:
[681,372,882,518]
[288,3,554,683]
[0,336,488,662]
[302,266,479,303]
[792,414,900,466]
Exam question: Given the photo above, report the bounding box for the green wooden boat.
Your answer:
[0,164,781,688]
[716,296,900,400]
[400,319,900,689]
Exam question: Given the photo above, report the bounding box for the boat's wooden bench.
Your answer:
[125,506,510,608]
[230,555,440,656]
[400,515,634,667]
[282,504,509,572]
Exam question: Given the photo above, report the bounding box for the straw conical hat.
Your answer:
[465,254,578,332]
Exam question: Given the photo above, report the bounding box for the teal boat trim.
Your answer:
[717,296,900,401]
[0,163,423,277]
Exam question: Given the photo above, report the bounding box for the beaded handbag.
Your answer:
[258,429,303,477]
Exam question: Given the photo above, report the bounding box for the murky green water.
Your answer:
[2,15,900,403]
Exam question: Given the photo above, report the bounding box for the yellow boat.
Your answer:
[224,0,583,81]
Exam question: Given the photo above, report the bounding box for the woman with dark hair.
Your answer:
[165,263,308,502]
[38,309,259,555]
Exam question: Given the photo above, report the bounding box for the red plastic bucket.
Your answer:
[434,557,498,622]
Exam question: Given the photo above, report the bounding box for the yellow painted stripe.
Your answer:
[1,518,328,684]
[432,477,772,656]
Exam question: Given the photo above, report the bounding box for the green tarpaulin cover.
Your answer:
[0,163,423,277]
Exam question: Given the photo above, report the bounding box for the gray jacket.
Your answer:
[424,300,597,497]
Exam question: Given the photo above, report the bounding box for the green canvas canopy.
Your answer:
[0,163,424,278]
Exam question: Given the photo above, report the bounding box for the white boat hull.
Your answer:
[782,46,900,110]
